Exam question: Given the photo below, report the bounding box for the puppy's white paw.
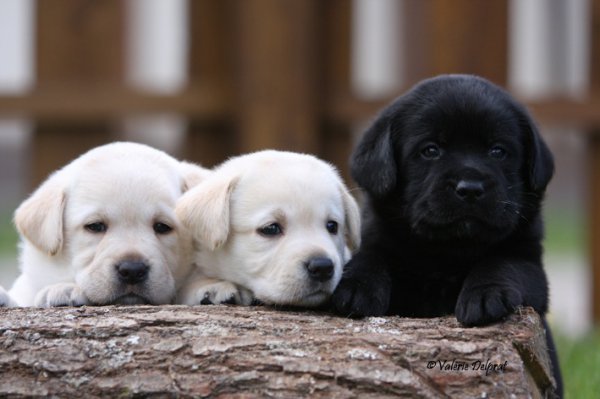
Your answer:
[0,286,17,307]
[34,283,89,307]
[194,281,254,306]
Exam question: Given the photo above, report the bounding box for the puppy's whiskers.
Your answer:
[498,200,530,223]
[507,183,542,200]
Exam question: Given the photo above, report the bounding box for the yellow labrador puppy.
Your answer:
[176,150,361,307]
[0,142,208,307]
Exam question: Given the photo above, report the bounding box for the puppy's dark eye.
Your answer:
[421,144,442,160]
[85,222,107,233]
[326,221,338,234]
[489,145,507,159]
[153,222,173,235]
[258,223,283,237]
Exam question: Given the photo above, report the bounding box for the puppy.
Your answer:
[332,75,562,395]
[176,150,361,307]
[2,142,209,307]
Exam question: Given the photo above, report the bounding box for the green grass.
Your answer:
[555,329,600,398]
[0,214,18,256]
[543,208,586,256]
[543,208,596,397]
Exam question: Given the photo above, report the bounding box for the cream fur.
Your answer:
[176,150,361,307]
[4,142,209,307]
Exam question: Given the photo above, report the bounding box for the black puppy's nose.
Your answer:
[306,257,334,282]
[455,180,485,202]
[116,261,149,285]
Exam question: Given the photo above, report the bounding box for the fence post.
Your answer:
[31,0,124,186]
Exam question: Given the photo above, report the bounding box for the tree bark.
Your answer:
[0,305,558,398]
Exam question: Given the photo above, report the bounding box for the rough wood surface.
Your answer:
[0,305,557,398]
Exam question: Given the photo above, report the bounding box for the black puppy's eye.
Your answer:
[421,144,442,160]
[489,145,507,159]
[258,223,283,237]
[326,221,338,234]
[153,222,173,235]
[85,222,107,233]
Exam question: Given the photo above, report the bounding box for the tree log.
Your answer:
[0,305,557,398]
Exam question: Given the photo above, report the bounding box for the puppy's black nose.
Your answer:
[116,261,149,285]
[455,180,485,202]
[306,257,334,282]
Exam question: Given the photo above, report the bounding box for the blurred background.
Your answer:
[0,0,597,396]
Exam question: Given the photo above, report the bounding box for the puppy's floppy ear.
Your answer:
[519,107,554,193]
[351,116,397,197]
[176,175,239,250]
[14,172,67,255]
[340,185,361,252]
[178,161,212,192]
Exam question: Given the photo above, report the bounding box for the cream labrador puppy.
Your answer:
[0,142,209,307]
[176,150,361,307]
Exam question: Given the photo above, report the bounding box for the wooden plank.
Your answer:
[527,99,600,130]
[321,0,354,183]
[36,0,125,86]
[325,94,600,129]
[323,0,351,103]
[401,0,509,86]
[32,0,125,187]
[188,0,232,90]
[184,0,234,167]
[432,0,508,85]
[400,0,434,84]
[0,86,229,122]
[232,0,321,154]
[2,90,598,131]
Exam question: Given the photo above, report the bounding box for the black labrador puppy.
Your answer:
[332,75,562,396]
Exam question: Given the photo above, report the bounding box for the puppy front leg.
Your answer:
[34,283,89,307]
[177,274,254,306]
[0,286,19,307]
[455,260,548,326]
[332,250,392,317]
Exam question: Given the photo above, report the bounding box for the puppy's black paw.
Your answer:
[200,292,236,305]
[332,273,390,317]
[455,284,523,326]
[192,281,255,306]
[200,292,215,305]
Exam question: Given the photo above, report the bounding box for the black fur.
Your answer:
[332,75,562,396]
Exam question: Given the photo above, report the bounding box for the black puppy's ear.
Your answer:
[351,117,396,197]
[521,110,554,193]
